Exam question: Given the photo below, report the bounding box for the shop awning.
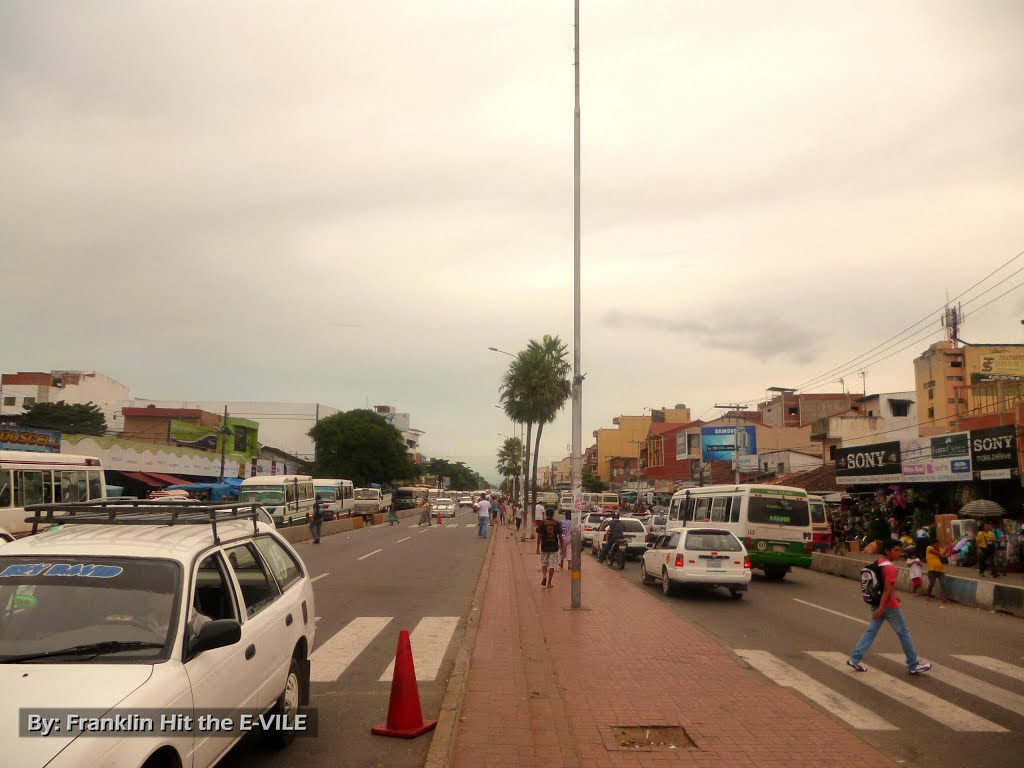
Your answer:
[116,471,192,488]
[145,472,192,486]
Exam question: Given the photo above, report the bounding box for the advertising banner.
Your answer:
[701,426,757,470]
[169,421,220,452]
[0,426,62,453]
[835,441,902,483]
[902,433,973,483]
[970,425,1017,477]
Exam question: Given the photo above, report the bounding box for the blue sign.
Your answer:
[0,426,62,453]
[701,426,758,469]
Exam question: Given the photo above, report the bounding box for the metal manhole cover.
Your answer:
[607,725,696,751]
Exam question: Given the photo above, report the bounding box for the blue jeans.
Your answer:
[850,607,919,669]
[309,518,322,542]
[477,516,488,538]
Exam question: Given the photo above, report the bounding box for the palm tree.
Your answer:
[495,436,523,500]
[500,348,541,523]
[524,335,571,512]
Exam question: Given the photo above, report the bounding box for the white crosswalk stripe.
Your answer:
[465,523,475,528]
[736,650,896,730]
[880,655,1024,718]
[806,652,1008,732]
[310,617,392,682]
[380,616,460,682]
[953,655,1024,683]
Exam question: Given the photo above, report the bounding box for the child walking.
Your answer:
[906,550,923,595]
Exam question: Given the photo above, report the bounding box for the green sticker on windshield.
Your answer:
[14,593,38,609]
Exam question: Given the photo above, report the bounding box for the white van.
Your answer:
[313,478,354,519]
[239,474,315,526]
[0,450,107,536]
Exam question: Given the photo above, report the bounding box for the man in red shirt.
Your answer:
[847,540,932,675]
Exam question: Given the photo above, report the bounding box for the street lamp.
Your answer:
[488,346,515,358]
[569,0,584,610]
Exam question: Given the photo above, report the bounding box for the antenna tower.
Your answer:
[941,302,963,347]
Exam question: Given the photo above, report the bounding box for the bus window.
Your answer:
[669,497,681,521]
[731,495,743,523]
[0,470,10,508]
[87,471,103,500]
[15,471,46,507]
[710,497,731,523]
[61,470,88,503]
[693,497,711,522]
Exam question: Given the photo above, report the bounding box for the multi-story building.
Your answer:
[592,405,693,484]
[550,457,571,487]
[373,405,424,454]
[758,390,859,429]
[0,370,131,433]
[811,392,917,460]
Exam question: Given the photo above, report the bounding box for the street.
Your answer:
[219,509,488,768]
[604,552,1023,768]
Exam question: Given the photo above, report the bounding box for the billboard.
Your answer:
[0,426,62,453]
[701,426,758,470]
[970,425,1017,479]
[835,441,902,483]
[902,433,973,483]
[836,430,989,485]
[169,417,259,459]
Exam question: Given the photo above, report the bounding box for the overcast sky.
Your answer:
[3,1,1023,483]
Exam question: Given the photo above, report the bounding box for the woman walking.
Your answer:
[559,510,572,568]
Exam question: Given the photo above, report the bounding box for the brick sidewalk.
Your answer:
[452,530,894,768]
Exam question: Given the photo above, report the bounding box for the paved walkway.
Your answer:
[452,530,893,768]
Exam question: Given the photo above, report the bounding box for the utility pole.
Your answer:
[569,0,584,610]
[218,405,229,482]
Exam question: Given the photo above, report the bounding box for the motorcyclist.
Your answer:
[598,512,626,563]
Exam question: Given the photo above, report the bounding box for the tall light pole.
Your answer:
[569,0,584,610]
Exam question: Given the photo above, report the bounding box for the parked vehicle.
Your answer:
[0,450,106,537]
[641,527,752,599]
[4,499,316,767]
[312,479,354,520]
[665,485,812,580]
[354,487,390,517]
[590,517,647,558]
[239,475,315,526]
[395,486,429,510]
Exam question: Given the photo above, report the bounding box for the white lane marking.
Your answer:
[793,599,868,625]
[315,616,322,624]
[379,617,461,682]
[736,650,896,730]
[465,524,475,528]
[310,617,392,682]
[806,652,1008,732]
[953,655,1024,683]
[446,524,458,528]
[357,549,383,560]
[311,573,328,583]
[880,655,1024,718]
[396,536,411,543]
[418,528,430,534]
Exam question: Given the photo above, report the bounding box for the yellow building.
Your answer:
[592,406,692,483]
[913,341,1024,436]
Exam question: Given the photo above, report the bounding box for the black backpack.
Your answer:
[859,559,887,606]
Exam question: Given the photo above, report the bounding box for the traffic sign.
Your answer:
[573,496,583,512]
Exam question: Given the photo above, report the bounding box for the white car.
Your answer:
[458,497,474,508]
[641,527,751,599]
[589,517,648,558]
[580,512,612,546]
[433,498,456,518]
[1,500,316,768]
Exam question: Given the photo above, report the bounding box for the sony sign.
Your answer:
[835,441,902,480]
[970,425,1017,473]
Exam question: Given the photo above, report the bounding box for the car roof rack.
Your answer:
[24,500,264,544]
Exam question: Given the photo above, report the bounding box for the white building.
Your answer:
[373,404,424,453]
[758,449,824,476]
[811,391,918,460]
[130,399,340,460]
[0,371,131,433]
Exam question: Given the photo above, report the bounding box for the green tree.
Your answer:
[496,436,523,500]
[308,409,416,487]
[423,458,486,491]
[15,401,107,436]
[582,472,607,492]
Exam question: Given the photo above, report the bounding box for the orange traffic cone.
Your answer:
[371,630,437,738]
[437,509,442,525]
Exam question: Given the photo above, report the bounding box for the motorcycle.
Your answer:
[605,537,627,570]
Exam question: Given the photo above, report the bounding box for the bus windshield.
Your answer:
[354,490,379,500]
[239,488,286,505]
[808,502,826,524]
[748,496,809,526]
[314,490,338,501]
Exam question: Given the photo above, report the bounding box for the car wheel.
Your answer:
[763,566,787,581]
[661,568,676,596]
[640,561,654,585]
[729,588,744,600]
[263,655,304,749]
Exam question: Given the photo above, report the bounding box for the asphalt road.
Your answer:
[602,550,1023,768]
[218,507,488,768]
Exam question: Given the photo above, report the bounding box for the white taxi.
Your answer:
[1,500,316,768]
[640,527,751,599]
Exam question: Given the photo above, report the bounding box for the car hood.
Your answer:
[2,663,154,767]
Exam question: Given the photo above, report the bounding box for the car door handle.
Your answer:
[245,644,256,660]
[285,614,293,627]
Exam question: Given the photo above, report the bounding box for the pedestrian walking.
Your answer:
[847,540,931,675]
[514,501,523,531]
[386,498,398,526]
[906,550,923,595]
[924,539,951,601]
[558,510,572,569]
[419,498,432,526]
[533,498,545,536]
[475,494,490,538]
[977,522,996,576]
[310,495,324,544]
[537,509,561,588]
[914,525,930,558]
[489,494,499,526]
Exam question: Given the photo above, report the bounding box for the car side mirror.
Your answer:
[188,619,241,655]
[645,543,654,549]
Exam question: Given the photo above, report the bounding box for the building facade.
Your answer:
[0,370,131,433]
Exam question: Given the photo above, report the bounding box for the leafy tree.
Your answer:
[15,401,107,436]
[308,409,416,487]
[496,436,523,501]
[423,458,486,491]
[582,472,607,492]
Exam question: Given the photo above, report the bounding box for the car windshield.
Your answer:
[686,532,742,551]
[239,488,286,505]
[748,496,810,526]
[0,556,179,662]
[315,490,338,501]
[355,490,378,500]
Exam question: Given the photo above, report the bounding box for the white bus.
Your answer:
[0,451,107,536]
[239,475,315,526]
[666,484,813,580]
[313,478,354,519]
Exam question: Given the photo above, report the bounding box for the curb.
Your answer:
[811,551,1024,618]
[276,506,425,545]
[423,521,497,768]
